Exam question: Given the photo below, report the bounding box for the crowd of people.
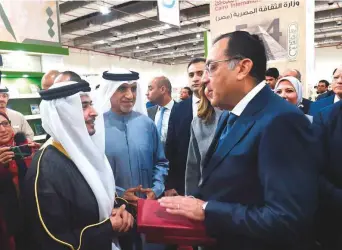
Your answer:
[0,30,342,250]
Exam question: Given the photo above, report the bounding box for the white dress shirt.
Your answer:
[231,82,266,116]
[155,100,174,144]
[192,95,200,118]
[334,94,341,103]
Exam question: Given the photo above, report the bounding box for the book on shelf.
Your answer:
[30,104,40,115]
[34,124,45,135]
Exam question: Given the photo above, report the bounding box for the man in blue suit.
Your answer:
[159,31,318,250]
[164,57,206,196]
[313,101,342,248]
[309,67,342,116]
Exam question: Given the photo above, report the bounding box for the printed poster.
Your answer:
[210,0,315,95]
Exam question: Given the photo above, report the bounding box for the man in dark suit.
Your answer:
[282,68,312,114]
[312,100,342,250]
[316,90,334,101]
[179,87,192,101]
[309,67,342,116]
[164,57,206,196]
[146,76,177,146]
[159,31,318,250]
[316,80,332,101]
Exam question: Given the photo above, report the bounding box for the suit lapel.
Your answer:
[201,86,272,186]
[203,111,229,167]
[152,105,158,121]
[201,118,255,186]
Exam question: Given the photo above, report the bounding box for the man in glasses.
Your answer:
[159,31,318,250]
[164,57,206,197]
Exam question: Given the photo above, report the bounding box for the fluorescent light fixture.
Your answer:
[100,6,110,14]
[2,74,6,77]
[196,33,201,38]
[22,74,29,78]
[97,40,105,44]
[136,46,140,49]
[164,24,171,29]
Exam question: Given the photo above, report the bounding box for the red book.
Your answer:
[137,199,216,246]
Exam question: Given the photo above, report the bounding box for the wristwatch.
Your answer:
[202,201,208,211]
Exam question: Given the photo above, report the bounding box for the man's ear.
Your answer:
[236,59,253,81]
[160,85,166,93]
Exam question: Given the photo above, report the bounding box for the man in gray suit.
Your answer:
[146,76,177,146]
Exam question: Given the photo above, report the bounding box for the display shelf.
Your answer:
[33,134,46,141]
[9,93,40,99]
[1,71,44,78]
[24,114,41,120]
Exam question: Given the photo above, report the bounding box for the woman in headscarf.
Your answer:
[274,76,312,121]
[0,112,33,250]
[185,83,222,195]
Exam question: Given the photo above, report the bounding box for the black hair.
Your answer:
[318,80,329,88]
[183,87,193,96]
[0,112,10,122]
[59,71,82,82]
[265,68,279,79]
[213,31,267,83]
[187,57,206,70]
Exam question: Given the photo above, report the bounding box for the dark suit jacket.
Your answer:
[313,101,342,249]
[196,87,318,250]
[316,90,334,101]
[300,98,312,114]
[309,95,335,116]
[165,97,193,195]
[147,105,158,121]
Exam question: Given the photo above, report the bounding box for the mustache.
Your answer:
[85,117,96,124]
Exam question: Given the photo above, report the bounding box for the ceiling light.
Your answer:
[1,74,6,77]
[337,21,342,26]
[22,74,29,78]
[136,46,140,49]
[196,33,201,38]
[97,40,105,44]
[99,6,110,15]
[191,54,194,58]
[164,24,171,29]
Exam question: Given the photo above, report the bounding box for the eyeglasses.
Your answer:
[0,121,11,127]
[205,56,245,76]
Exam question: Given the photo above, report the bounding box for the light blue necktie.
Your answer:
[157,106,166,136]
[217,113,238,149]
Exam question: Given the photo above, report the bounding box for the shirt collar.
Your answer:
[231,82,266,116]
[161,99,174,110]
[334,94,341,103]
[192,95,200,104]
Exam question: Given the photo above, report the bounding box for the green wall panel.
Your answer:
[0,41,68,55]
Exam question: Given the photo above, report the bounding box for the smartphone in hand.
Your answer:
[10,144,31,159]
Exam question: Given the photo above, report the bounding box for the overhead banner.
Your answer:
[210,0,315,96]
[0,0,60,45]
[157,0,180,26]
